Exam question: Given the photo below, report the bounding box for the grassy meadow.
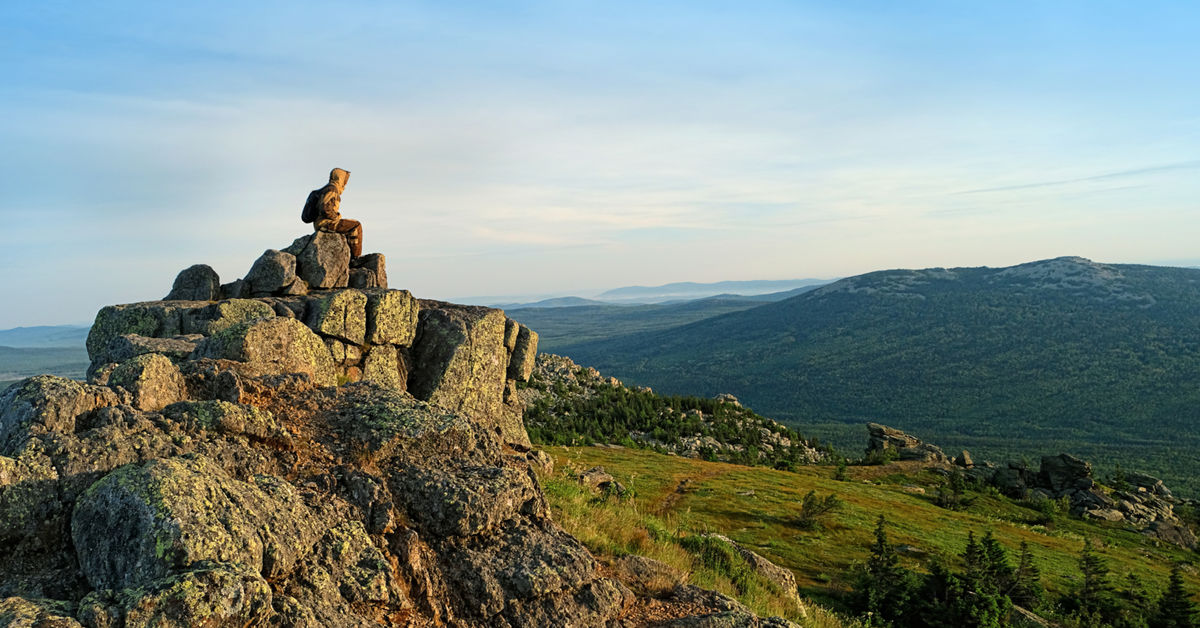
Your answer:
[540,446,1199,625]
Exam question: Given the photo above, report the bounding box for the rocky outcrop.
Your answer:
[85,285,537,449]
[865,423,947,463]
[1,313,670,628]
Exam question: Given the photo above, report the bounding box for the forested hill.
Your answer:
[557,257,1200,493]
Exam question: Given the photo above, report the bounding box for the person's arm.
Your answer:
[320,187,341,222]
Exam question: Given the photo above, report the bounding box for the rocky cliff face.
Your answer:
[0,233,793,627]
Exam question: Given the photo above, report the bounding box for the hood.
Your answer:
[328,168,350,191]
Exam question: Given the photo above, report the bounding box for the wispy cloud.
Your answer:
[953,161,1200,195]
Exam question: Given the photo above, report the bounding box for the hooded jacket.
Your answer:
[306,168,351,225]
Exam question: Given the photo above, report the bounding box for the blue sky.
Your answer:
[2,1,1198,327]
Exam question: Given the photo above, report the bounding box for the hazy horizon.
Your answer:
[3,2,1198,328]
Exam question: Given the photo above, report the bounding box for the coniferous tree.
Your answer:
[851,515,917,624]
[1010,541,1044,610]
[1154,563,1198,628]
[1115,571,1155,628]
[980,531,1015,592]
[1075,537,1116,620]
[952,531,1011,628]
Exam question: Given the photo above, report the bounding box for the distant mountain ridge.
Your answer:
[0,325,89,348]
[597,278,830,303]
[556,256,1200,494]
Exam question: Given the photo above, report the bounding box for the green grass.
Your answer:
[540,446,1200,624]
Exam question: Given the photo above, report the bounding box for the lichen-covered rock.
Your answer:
[273,521,405,624]
[108,354,186,412]
[90,335,200,377]
[286,232,350,289]
[193,317,336,387]
[503,318,520,352]
[71,456,326,590]
[163,264,220,302]
[507,324,538,382]
[86,302,207,362]
[78,562,273,628]
[0,376,121,454]
[366,289,418,346]
[244,249,298,296]
[305,290,367,345]
[654,585,797,627]
[410,302,526,446]
[0,596,83,627]
[219,279,247,300]
[181,299,276,336]
[162,400,289,443]
[362,345,405,391]
[393,464,542,538]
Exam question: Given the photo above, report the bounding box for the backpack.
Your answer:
[301,188,323,224]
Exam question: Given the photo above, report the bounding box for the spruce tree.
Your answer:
[851,515,916,624]
[1010,541,1045,609]
[1154,563,1198,628]
[980,531,1014,592]
[1076,537,1116,619]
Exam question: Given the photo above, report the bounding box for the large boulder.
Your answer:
[163,264,220,301]
[79,562,273,628]
[701,534,802,610]
[244,249,298,296]
[71,456,326,590]
[181,299,276,336]
[409,302,524,445]
[0,376,122,454]
[193,317,336,387]
[87,302,207,362]
[507,323,539,382]
[304,290,367,345]
[285,231,350,289]
[351,253,387,289]
[88,334,200,381]
[108,354,186,412]
[1038,454,1092,494]
[365,289,418,346]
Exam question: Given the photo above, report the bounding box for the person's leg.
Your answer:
[333,219,363,258]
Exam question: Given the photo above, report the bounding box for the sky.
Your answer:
[1,1,1198,328]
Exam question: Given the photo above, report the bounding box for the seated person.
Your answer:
[302,167,362,258]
